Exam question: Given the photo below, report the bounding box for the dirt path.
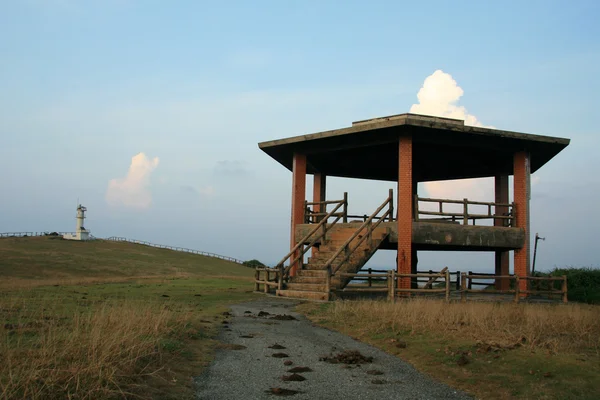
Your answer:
[195,297,472,399]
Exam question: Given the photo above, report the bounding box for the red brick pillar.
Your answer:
[513,151,531,294]
[290,153,307,277]
[312,173,326,257]
[494,175,510,290]
[397,136,413,291]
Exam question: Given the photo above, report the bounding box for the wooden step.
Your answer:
[286,282,327,292]
[276,289,329,301]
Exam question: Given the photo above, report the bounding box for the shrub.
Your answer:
[243,259,267,268]
[547,267,600,304]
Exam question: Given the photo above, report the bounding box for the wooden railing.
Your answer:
[414,196,515,226]
[304,193,348,223]
[254,267,281,294]
[327,190,394,275]
[460,273,567,303]
[276,197,348,285]
[338,270,453,302]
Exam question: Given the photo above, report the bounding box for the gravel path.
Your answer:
[195,297,472,400]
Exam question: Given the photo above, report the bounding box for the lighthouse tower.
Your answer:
[63,204,91,241]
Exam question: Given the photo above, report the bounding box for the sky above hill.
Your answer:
[1,0,599,271]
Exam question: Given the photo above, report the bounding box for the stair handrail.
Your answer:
[326,189,394,276]
[275,197,347,277]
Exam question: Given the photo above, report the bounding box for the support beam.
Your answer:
[513,151,531,294]
[290,153,307,277]
[494,175,510,290]
[311,173,326,257]
[397,136,413,291]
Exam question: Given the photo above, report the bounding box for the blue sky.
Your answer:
[1,0,599,271]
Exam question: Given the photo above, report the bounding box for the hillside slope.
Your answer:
[0,236,253,283]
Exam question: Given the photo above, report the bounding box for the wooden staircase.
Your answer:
[276,226,390,300]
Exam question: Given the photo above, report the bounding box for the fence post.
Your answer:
[368,268,372,287]
[391,270,396,303]
[389,188,394,222]
[387,271,392,302]
[343,192,348,223]
[264,270,269,294]
[463,198,468,225]
[445,270,451,303]
[461,272,467,303]
[278,265,284,291]
[254,269,260,292]
[456,270,461,290]
[468,271,473,290]
[325,266,331,301]
[562,275,568,303]
[514,275,520,303]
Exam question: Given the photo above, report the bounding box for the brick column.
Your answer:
[397,136,413,291]
[290,153,307,277]
[513,151,531,294]
[312,173,326,257]
[494,175,510,290]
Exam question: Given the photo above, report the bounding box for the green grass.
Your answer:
[0,236,252,285]
[0,236,258,399]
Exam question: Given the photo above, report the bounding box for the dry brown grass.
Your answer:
[325,299,600,354]
[0,298,193,400]
[299,299,600,399]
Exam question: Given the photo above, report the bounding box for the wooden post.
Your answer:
[264,270,269,293]
[368,268,372,287]
[445,269,451,303]
[413,194,419,222]
[461,272,467,303]
[278,265,284,291]
[343,192,348,223]
[463,198,468,225]
[389,189,394,222]
[562,275,568,303]
[514,275,520,303]
[468,271,473,290]
[387,270,392,302]
[456,270,461,290]
[254,269,259,292]
[391,270,396,303]
[325,266,331,301]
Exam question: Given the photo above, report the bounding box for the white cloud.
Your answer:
[411,70,496,201]
[106,152,159,209]
[410,69,494,128]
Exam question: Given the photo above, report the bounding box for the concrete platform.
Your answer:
[296,221,524,252]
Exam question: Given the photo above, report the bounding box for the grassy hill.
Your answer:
[0,236,253,285]
[0,236,257,399]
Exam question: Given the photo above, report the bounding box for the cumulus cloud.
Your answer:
[410,70,497,201]
[106,152,159,209]
[410,70,493,128]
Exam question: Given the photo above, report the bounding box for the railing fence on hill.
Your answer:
[105,237,243,264]
[0,232,243,265]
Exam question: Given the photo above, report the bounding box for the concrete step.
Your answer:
[276,289,329,301]
[296,269,329,277]
[290,276,325,284]
[286,282,327,292]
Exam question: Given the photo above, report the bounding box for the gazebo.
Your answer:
[258,113,570,300]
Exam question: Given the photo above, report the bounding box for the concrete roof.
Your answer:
[258,113,571,182]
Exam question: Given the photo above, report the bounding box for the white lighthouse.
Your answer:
[63,204,91,241]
